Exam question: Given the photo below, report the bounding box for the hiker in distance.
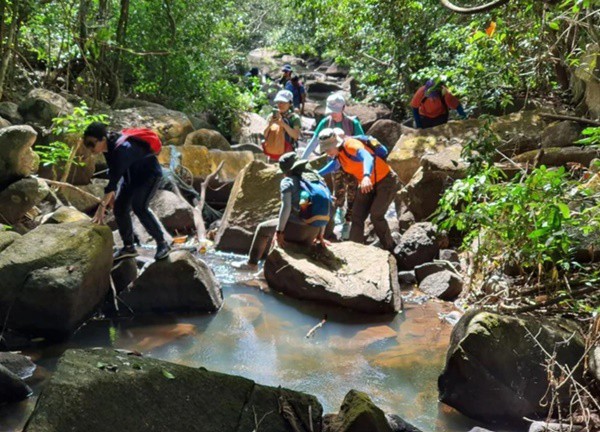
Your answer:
[302,93,365,240]
[262,90,301,161]
[317,128,400,252]
[83,122,171,261]
[233,152,332,270]
[411,77,467,129]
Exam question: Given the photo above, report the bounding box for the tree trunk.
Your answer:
[0,0,19,100]
[107,0,130,104]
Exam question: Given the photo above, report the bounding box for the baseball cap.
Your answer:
[274,90,294,104]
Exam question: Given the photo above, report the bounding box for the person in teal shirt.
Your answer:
[302,93,364,159]
[302,93,364,240]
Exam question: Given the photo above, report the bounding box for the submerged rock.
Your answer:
[438,311,586,423]
[0,364,32,405]
[0,125,39,187]
[264,243,402,314]
[0,222,113,339]
[120,250,222,314]
[24,348,322,432]
[215,160,283,253]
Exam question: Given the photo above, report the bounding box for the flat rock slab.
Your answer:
[24,348,322,432]
[264,243,402,314]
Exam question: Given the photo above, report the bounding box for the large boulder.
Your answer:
[572,44,600,118]
[41,206,91,224]
[306,80,345,96]
[0,222,113,338]
[112,97,166,110]
[0,177,50,224]
[325,390,392,432]
[184,128,230,150]
[24,348,323,432]
[120,251,222,314]
[418,270,463,301]
[345,104,392,131]
[36,133,96,185]
[231,112,268,145]
[0,125,40,187]
[110,106,194,146]
[325,63,349,78]
[0,116,11,128]
[0,101,24,124]
[158,145,253,182]
[438,311,586,423]
[0,230,20,252]
[367,119,404,151]
[0,364,32,405]
[18,89,74,126]
[265,243,402,314]
[541,121,584,148]
[215,160,282,253]
[394,222,440,270]
[150,190,195,234]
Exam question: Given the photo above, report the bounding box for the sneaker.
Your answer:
[231,260,258,271]
[113,245,138,261]
[341,222,351,240]
[154,242,171,260]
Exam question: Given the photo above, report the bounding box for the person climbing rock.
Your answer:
[84,122,171,261]
[410,78,467,129]
[302,93,365,240]
[262,90,301,161]
[317,128,400,252]
[285,75,306,116]
[279,64,293,87]
[233,152,332,270]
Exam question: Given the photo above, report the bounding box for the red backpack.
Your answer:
[116,128,162,154]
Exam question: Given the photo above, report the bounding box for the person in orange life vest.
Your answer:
[410,78,467,129]
[317,128,401,251]
[264,90,301,160]
[83,122,170,261]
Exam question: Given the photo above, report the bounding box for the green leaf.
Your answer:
[548,21,560,30]
[556,203,570,219]
[162,369,175,380]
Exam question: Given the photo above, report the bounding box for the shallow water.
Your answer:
[1,251,513,432]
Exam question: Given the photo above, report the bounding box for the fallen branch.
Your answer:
[540,113,600,127]
[504,286,599,313]
[44,179,101,204]
[306,314,328,338]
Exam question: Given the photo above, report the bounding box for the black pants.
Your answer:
[114,176,164,246]
[421,113,449,129]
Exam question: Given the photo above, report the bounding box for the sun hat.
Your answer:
[325,93,346,115]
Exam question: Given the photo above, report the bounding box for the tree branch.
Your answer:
[440,0,510,14]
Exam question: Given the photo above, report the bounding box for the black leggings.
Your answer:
[113,176,164,246]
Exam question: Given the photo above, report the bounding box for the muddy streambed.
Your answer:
[1,251,513,431]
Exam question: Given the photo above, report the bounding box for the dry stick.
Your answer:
[306,315,327,339]
[539,113,600,127]
[195,161,225,239]
[44,179,101,203]
[506,286,599,313]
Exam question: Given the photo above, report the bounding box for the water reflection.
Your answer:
[1,251,505,432]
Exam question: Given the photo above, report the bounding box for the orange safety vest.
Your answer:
[337,138,390,184]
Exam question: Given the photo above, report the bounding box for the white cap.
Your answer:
[325,92,346,114]
[274,90,294,104]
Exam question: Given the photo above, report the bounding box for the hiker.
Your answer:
[262,90,301,161]
[233,152,332,269]
[302,93,365,240]
[285,75,306,115]
[317,128,400,252]
[279,64,293,87]
[84,122,171,261]
[410,78,467,129]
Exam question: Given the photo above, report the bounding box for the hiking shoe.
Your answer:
[154,242,171,260]
[113,245,138,261]
[231,260,258,271]
[341,222,351,241]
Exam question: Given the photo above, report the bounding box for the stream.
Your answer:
[0,251,514,432]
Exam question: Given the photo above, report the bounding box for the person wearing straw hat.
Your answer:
[233,152,331,269]
[317,128,400,251]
